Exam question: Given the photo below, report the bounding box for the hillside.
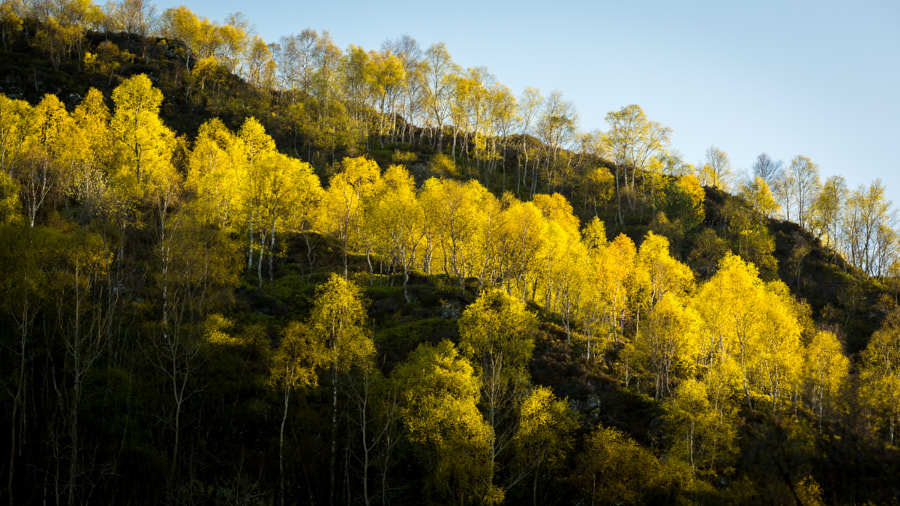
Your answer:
[2,11,900,506]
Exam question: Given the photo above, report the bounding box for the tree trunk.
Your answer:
[280,383,290,506]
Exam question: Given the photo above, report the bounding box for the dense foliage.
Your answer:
[1,2,900,504]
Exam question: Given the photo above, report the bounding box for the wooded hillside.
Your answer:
[1,2,899,504]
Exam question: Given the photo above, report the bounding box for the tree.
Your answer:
[634,232,694,314]
[535,90,578,194]
[859,309,900,445]
[244,35,276,88]
[383,35,425,144]
[0,224,55,505]
[516,86,543,197]
[368,164,424,299]
[751,152,782,186]
[0,94,30,174]
[32,0,103,69]
[635,292,700,401]
[368,48,405,146]
[698,146,732,192]
[393,340,494,504]
[810,175,847,251]
[69,88,112,221]
[600,234,637,344]
[0,1,23,50]
[785,155,820,230]
[316,156,382,279]
[573,425,688,504]
[159,5,206,69]
[740,176,779,218]
[52,229,110,504]
[664,378,738,478]
[109,74,176,200]
[802,330,848,431]
[511,386,577,505]
[603,104,671,221]
[271,321,325,506]
[109,0,155,37]
[692,254,803,413]
[419,177,489,293]
[458,288,537,500]
[308,274,374,504]
[186,118,245,230]
[422,42,458,152]
[15,94,75,227]
[252,149,319,285]
[842,180,894,276]
[0,169,19,224]
[149,206,239,484]
[692,253,765,408]
[496,199,548,301]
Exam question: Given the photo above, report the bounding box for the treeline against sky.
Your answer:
[2,0,896,281]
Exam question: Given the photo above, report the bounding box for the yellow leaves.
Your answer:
[203,314,242,347]
[741,176,779,217]
[238,116,276,163]
[690,252,812,412]
[271,320,325,390]
[310,273,374,371]
[796,475,826,506]
[859,311,900,441]
[636,232,694,306]
[664,377,739,477]
[574,424,688,505]
[0,170,21,224]
[533,192,580,238]
[0,2,23,46]
[0,94,31,172]
[458,288,537,380]
[514,386,576,469]
[393,340,492,503]
[497,199,547,291]
[109,75,176,200]
[83,51,97,69]
[804,330,848,423]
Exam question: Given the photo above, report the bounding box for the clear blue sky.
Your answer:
[155,0,900,207]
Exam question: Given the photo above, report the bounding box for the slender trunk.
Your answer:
[8,323,27,506]
[269,220,278,285]
[280,383,290,506]
[330,364,338,506]
[360,378,370,506]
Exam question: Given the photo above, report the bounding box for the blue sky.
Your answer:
[154,0,900,206]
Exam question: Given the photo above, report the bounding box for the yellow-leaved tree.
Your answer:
[803,329,848,431]
[270,321,325,506]
[664,378,738,479]
[511,386,577,503]
[692,253,805,414]
[109,74,176,201]
[496,199,548,301]
[308,274,374,503]
[634,232,694,327]
[859,309,900,445]
[393,340,493,504]
[636,292,702,401]
[367,164,424,298]
[70,88,113,221]
[186,118,246,231]
[458,288,537,501]
[18,94,75,227]
[316,157,382,279]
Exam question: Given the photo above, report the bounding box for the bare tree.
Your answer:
[751,152,782,186]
